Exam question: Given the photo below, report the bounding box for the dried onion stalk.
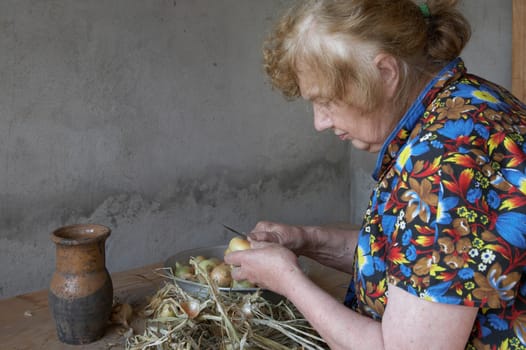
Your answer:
[125,257,327,350]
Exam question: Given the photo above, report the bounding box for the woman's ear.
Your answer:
[374,53,399,99]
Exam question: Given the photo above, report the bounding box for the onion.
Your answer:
[159,304,175,318]
[210,263,233,287]
[227,237,251,252]
[180,299,201,319]
[173,262,194,280]
[241,300,253,319]
[193,255,206,263]
[232,279,255,289]
[198,257,220,273]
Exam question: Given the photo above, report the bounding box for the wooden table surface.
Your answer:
[0,258,350,350]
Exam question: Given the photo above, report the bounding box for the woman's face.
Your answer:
[297,69,398,153]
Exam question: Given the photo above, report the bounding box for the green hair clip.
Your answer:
[419,3,431,18]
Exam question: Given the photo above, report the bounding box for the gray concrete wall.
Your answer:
[349,0,513,224]
[0,0,349,298]
[0,0,513,299]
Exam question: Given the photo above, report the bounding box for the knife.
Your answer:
[222,224,247,238]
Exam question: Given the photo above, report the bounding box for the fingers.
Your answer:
[246,231,265,241]
[224,244,298,294]
[252,220,275,232]
[230,266,244,280]
[224,251,252,282]
[249,240,273,249]
[223,249,241,266]
[247,231,277,243]
[252,221,284,235]
[249,221,286,243]
[224,244,273,281]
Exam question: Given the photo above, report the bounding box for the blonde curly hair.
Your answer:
[263,0,471,111]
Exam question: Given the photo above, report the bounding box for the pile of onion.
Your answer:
[174,237,254,288]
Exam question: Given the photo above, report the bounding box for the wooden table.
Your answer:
[0,259,350,349]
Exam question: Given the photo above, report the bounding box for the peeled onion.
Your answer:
[227,237,251,252]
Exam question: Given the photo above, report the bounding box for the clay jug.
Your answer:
[49,224,113,344]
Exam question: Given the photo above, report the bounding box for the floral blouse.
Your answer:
[344,58,526,349]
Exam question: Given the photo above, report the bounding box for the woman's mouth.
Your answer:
[337,133,348,141]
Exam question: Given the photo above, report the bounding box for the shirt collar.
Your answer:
[371,57,465,181]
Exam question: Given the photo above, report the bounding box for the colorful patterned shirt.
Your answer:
[345,58,526,349]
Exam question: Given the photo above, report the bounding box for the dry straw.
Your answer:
[126,257,328,350]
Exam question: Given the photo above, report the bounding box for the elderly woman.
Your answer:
[225,0,526,349]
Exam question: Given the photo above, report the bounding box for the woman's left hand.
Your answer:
[224,241,304,296]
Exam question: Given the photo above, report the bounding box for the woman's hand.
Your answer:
[247,221,307,253]
[246,221,359,273]
[224,242,305,296]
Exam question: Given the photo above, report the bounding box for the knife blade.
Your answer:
[222,224,247,238]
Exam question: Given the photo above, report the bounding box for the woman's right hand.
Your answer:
[247,221,306,253]
[248,221,359,273]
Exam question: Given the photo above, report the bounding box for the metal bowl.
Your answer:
[164,244,296,303]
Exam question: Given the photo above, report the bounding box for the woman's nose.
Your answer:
[313,105,332,131]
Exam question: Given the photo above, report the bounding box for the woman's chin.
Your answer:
[351,139,381,153]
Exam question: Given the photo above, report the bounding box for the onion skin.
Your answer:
[180,300,200,319]
[210,263,233,287]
